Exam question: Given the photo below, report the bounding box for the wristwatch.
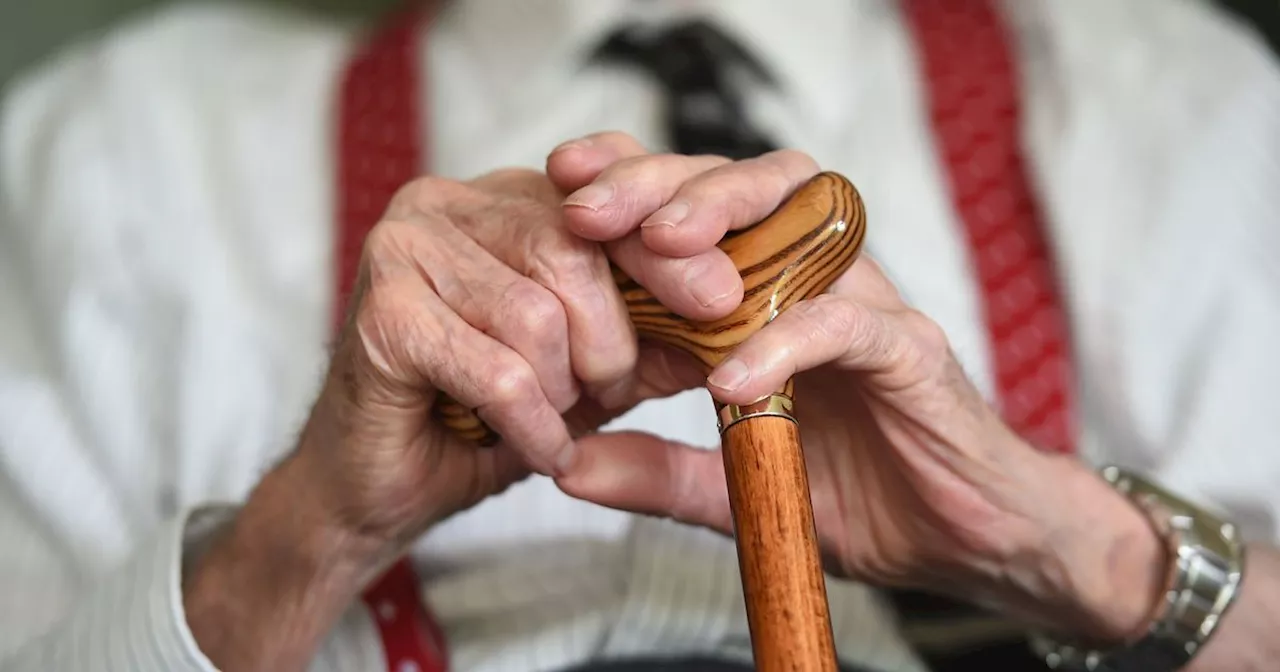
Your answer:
[1029,465,1245,671]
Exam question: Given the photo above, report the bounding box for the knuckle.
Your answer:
[363,218,420,263]
[764,148,821,177]
[485,356,541,407]
[478,168,558,202]
[900,308,952,360]
[360,285,413,339]
[665,441,698,522]
[675,180,746,230]
[354,284,437,380]
[453,193,555,246]
[498,195,554,229]
[396,174,443,199]
[527,235,602,297]
[603,153,677,187]
[389,174,465,213]
[501,281,565,337]
[687,151,818,225]
[795,294,859,343]
[754,150,817,195]
[797,295,899,367]
[681,176,749,226]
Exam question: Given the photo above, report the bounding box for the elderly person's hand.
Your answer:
[547,133,1169,647]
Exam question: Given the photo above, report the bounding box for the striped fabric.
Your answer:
[6,514,215,671]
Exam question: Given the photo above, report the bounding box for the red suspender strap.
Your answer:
[335,4,430,328]
[901,0,1079,455]
[336,5,449,672]
[360,559,449,672]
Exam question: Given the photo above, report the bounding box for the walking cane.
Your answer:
[437,171,867,671]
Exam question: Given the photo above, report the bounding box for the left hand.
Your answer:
[547,133,1167,645]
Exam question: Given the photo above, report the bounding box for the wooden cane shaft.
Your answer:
[722,415,837,671]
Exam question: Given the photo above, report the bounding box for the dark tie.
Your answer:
[594,20,778,159]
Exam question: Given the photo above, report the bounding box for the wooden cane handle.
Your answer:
[436,171,866,438]
[434,171,866,670]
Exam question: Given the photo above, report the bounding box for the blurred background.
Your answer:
[3,0,1278,86]
[0,0,403,85]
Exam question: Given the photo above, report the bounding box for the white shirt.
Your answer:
[1,0,1278,670]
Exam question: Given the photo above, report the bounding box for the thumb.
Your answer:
[555,431,733,534]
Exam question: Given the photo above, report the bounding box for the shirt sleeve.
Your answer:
[0,502,387,672]
[0,510,220,671]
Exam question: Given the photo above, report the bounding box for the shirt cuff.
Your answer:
[9,506,226,671]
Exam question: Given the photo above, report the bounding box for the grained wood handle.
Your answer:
[436,171,866,438]
[436,171,866,669]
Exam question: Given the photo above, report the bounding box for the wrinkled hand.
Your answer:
[188,134,775,670]
[294,134,798,548]
[549,133,1166,644]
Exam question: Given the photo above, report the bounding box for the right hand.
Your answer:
[293,132,747,550]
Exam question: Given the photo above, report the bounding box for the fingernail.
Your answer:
[642,200,690,229]
[554,440,580,475]
[552,137,593,153]
[685,261,737,307]
[564,183,614,211]
[708,359,750,391]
